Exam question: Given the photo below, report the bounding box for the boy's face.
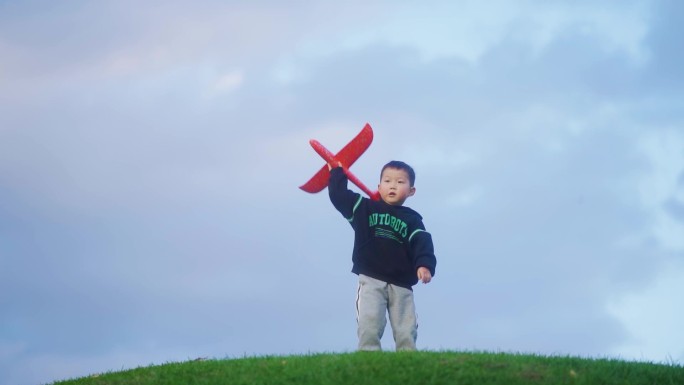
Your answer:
[378,167,415,206]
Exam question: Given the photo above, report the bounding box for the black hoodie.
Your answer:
[328,167,436,289]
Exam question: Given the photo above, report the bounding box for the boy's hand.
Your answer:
[327,161,342,171]
[417,267,432,284]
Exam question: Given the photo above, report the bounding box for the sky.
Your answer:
[1,0,684,383]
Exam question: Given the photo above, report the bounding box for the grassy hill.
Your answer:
[52,351,684,385]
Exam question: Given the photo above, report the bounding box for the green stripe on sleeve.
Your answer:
[347,195,363,222]
[408,228,425,242]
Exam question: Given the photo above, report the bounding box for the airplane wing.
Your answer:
[299,123,373,193]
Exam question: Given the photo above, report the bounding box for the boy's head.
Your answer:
[378,160,416,206]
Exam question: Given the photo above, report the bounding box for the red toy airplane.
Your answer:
[300,123,381,201]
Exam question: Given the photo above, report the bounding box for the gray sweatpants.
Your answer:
[356,274,417,351]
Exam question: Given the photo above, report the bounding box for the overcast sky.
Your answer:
[2,1,684,384]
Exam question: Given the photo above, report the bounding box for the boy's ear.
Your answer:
[409,186,416,196]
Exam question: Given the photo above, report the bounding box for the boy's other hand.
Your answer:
[417,267,432,284]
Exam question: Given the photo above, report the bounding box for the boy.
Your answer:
[328,160,437,351]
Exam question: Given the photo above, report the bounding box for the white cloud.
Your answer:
[607,262,684,364]
[405,144,479,170]
[446,185,483,207]
[605,128,684,364]
[637,129,684,252]
[0,341,27,362]
[3,1,684,384]
[212,70,244,93]
[296,0,650,63]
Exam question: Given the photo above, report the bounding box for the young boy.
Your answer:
[328,160,437,351]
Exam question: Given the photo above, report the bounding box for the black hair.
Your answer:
[381,160,416,186]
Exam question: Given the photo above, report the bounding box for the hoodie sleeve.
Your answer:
[409,228,437,277]
[328,167,363,222]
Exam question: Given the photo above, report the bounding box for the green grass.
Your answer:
[52,351,684,385]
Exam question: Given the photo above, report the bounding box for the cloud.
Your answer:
[636,129,684,252]
[297,0,650,64]
[642,0,684,88]
[211,70,244,93]
[2,1,684,384]
[607,262,684,363]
